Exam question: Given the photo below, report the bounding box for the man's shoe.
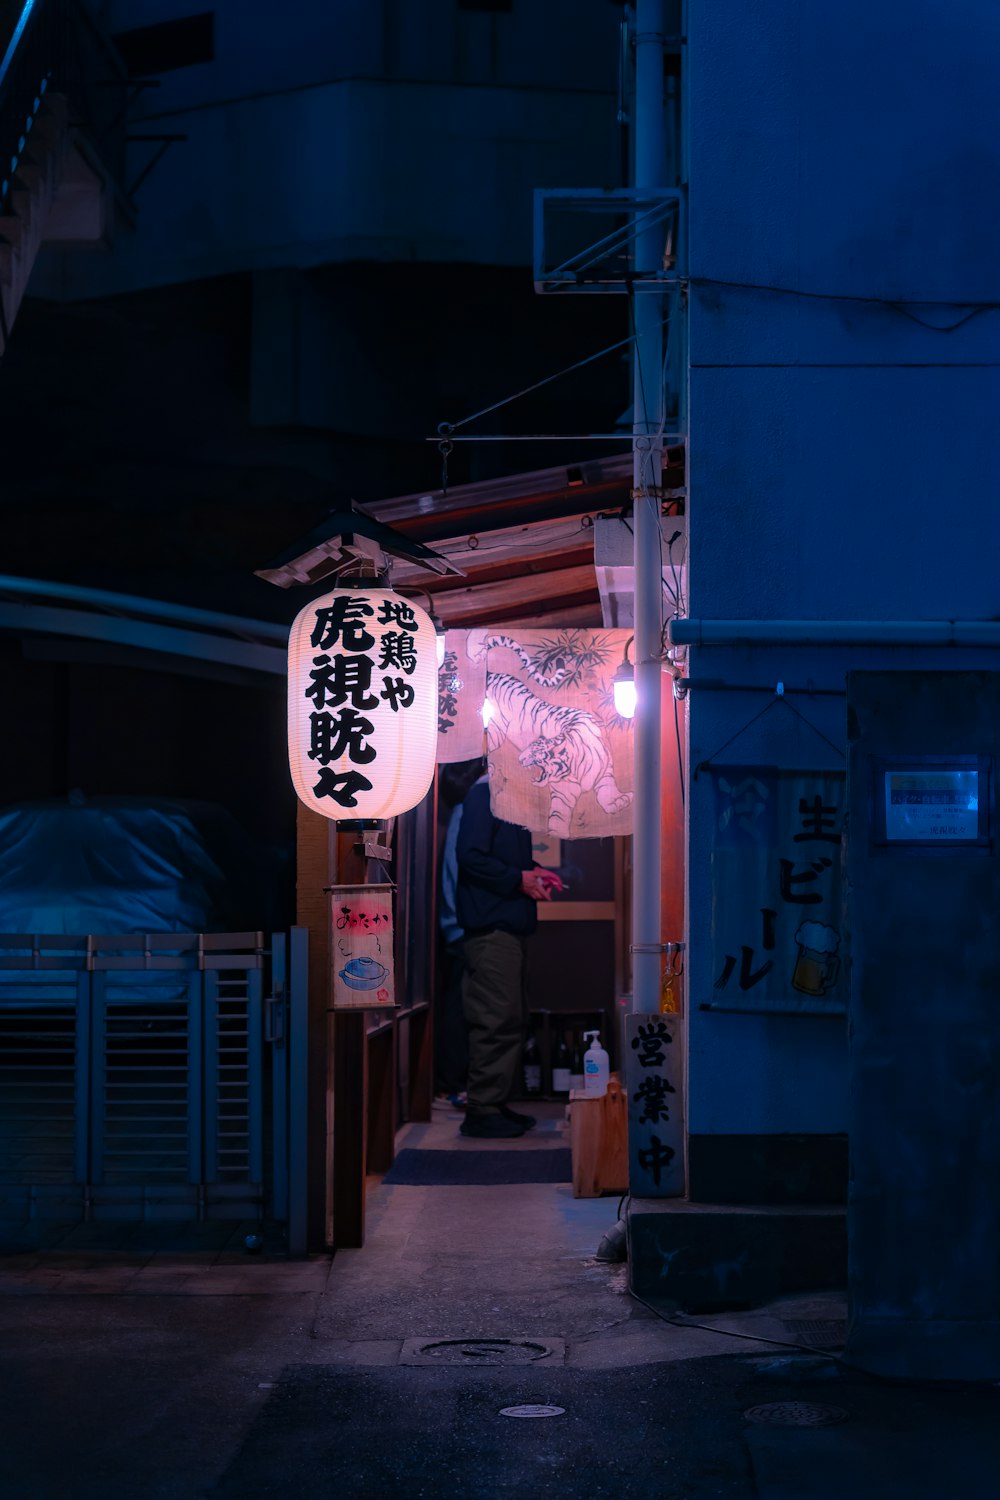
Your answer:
[460,1112,528,1139]
[501,1105,537,1129]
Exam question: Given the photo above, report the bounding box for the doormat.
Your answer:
[382,1148,572,1186]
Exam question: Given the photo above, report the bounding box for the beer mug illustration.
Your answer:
[792,921,841,997]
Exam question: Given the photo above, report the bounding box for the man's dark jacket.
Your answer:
[455,778,537,938]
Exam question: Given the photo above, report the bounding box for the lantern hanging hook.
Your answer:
[437,421,454,495]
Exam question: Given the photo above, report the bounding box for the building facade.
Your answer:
[676,0,1000,1377]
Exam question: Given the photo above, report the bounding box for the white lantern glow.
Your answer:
[288,586,438,820]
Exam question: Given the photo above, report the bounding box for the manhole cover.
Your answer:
[417,1339,551,1365]
[782,1319,847,1349]
[744,1402,849,1427]
[499,1405,565,1419]
[400,1337,564,1367]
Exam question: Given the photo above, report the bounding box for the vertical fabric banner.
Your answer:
[625,1013,684,1198]
[468,627,634,838]
[436,630,487,763]
[707,765,847,1014]
[330,884,396,1009]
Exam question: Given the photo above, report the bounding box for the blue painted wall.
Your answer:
[684,0,1000,1134]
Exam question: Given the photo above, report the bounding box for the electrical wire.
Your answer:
[430,518,595,561]
[439,323,666,437]
[688,275,1000,334]
[666,529,684,615]
[627,289,669,499]
[437,273,992,453]
[628,1286,847,1362]
[672,688,685,812]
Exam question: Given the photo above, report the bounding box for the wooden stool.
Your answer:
[569,1073,628,1197]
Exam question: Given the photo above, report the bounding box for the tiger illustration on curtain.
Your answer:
[466,630,580,688]
[483,670,632,836]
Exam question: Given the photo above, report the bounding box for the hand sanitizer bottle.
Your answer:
[583,1030,609,1098]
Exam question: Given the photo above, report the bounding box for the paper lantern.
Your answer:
[436,628,488,763]
[288,586,438,820]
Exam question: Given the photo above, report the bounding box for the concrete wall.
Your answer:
[684,1,1000,1139]
[36,1,619,296]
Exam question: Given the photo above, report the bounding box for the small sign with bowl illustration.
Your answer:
[330,883,396,1009]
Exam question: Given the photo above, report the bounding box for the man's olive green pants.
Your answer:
[461,929,525,1114]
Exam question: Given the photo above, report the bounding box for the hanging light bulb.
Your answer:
[613,635,636,719]
[481,698,495,728]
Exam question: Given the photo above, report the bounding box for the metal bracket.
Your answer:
[533,187,685,294]
[126,132,187,198]
[264,985,286,1046]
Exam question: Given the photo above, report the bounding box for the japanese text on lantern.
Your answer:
[288,588,437,821]
[306,595,417,809]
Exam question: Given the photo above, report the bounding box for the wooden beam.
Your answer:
[390,515,597,584]
[513,603,604,627]
[538,901,616,922]
[403,546,597,599]
[431,564,598,622]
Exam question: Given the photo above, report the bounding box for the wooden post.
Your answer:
[295,802,337,1249]
[331,829,369,1247]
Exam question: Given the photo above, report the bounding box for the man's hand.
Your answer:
[521,867,564,902]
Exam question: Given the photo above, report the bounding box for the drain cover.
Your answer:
[499,1405,565,1419]
[416,1339,551,1365]
[744,1402,849,1427]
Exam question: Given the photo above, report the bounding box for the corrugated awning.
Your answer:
[364,448,684,628]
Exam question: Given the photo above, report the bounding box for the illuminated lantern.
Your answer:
[288,586,438,820]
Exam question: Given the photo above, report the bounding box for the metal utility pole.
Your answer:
[631,0,665,1015]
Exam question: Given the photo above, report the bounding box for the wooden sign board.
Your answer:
[624,1012,684,1197]
[330,883,396,1010]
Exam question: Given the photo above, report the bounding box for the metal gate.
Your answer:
[0,929,307,1252]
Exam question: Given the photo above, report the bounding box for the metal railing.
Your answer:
[0,931,308,1248]
[0,0,130,216]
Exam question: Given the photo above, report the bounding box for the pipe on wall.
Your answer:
[630,0,667,1018]
[670,619,1000,647]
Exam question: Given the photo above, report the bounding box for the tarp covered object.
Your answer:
[0,797,281,934]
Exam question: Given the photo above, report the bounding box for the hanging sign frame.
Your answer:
[329,883,397,1010]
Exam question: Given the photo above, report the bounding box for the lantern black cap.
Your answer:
[255,506,464,589]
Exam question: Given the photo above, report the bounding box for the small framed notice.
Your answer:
[329,883,396,1009]
[872,756,991,851]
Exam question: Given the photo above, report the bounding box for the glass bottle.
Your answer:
[569,1031,584,1092]
[551,1031,572,1096]
[522,1024,542,1096]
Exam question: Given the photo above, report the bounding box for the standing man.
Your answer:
[455,771,562,1138]
[434,758,486,1108]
